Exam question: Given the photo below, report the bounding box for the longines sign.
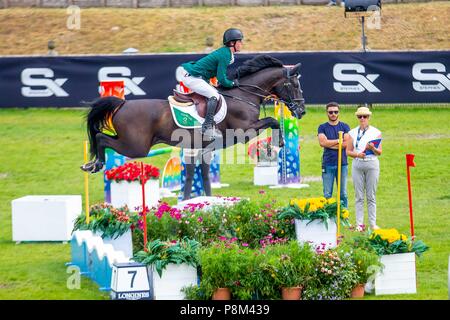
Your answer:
[0,51,449,107]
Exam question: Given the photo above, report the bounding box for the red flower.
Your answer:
[105,161,160,182]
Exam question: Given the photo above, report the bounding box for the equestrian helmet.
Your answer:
[223,28,244,46]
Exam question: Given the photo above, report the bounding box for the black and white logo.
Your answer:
[98,67,146,96]
[333,63,380,93]
[21,68,69,97]
[412,63,450,92]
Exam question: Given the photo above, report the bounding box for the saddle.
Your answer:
[172,90,222,118]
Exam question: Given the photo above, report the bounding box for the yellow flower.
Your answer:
[341,209,350,219]
[327,198,336,205]
[236,227,240,232]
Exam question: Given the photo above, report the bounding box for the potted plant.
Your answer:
[368,228,429,295]
[105,161,160,211]
[302,248,359,300]
[248,137,279,186]
[133,237,200,300]
[199,241,257,300]
[259,241,314,300]
[73,203,138,258]
[278,197,351,250]
[340,231,383,298]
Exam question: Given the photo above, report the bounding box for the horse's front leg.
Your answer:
[248,117,284,148]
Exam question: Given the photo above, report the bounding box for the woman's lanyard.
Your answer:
[355,127,368,150]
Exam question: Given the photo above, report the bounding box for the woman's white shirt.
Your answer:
[349,126,382,157]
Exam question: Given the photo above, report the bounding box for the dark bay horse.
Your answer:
[81,55,306,173]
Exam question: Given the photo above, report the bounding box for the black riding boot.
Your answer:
[202,97,218,141]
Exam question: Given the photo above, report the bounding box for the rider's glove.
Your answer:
[233,79,240,88]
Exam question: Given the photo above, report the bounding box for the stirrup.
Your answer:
[202,126,219,141]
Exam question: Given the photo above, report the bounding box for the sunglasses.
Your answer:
[328,111,339,115]
[357,115,368,119]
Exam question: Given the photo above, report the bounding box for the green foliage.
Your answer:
[133,238,200,277]
[180,284,208,300]
[145,198,294,250]
[257,241,315,298]
[199,242,261,300]
[278,200,351,230]
[73,203,138,239]
[369,232,430,257]
[303,248,359,300]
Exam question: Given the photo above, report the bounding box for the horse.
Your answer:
[81,55,306,173]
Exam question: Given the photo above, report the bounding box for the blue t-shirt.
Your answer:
[317,122,350,167]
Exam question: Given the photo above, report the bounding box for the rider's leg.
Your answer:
[202,97,218,134]
[180,75,220,139]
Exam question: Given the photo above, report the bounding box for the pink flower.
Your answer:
[197,216,203,223]
[218,236,227,241]
[259,190,266,194]
[242,243,249,247]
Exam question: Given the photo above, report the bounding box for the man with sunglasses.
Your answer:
[317,102,350,208]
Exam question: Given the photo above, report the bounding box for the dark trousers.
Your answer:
[183,150,212,201]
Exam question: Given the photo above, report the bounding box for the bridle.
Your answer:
[220,70,304,118]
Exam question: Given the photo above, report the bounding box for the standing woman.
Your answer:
[346,106,382,231]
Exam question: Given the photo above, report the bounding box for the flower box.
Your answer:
[110,179,159,211]
[149,263,198,300]
[294,218,337,250]
[94,230,133,259]
[253,166,278,186]
[375,252,416,295]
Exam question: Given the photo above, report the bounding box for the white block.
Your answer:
[151,264,198,300]
[375,252,417,295]
[12,195,81,242]
[110,179,159,211]
[94,230,133,259]
[295,219,337,250]
[253,166,278,186]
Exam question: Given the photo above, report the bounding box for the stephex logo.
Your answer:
[21,68,69,97]
[98,67,146,96]
[412,63,450,92]
[333,63,380,93]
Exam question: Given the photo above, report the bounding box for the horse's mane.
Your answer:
[231,55,284,80]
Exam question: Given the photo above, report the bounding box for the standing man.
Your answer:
[317,102,350,208]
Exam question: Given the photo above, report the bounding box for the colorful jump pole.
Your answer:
[336,131,343,241]
[406,154,416,239]
[270,101,308,189]
[83,140,90,224]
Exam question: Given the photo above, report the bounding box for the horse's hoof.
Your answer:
[80,162,95,172]
[279,140,285,148]
[91,161,104,173]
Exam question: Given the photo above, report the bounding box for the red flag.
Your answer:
[406,154,416,167]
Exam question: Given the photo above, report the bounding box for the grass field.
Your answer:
[0,106,449,299]
[0,2,449,55]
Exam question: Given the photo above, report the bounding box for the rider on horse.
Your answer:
[176,28,244,140]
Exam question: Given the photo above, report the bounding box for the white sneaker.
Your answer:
[326,1,336,6]
[370,225,380,230]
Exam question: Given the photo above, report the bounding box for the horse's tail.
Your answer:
[82,96,124,159]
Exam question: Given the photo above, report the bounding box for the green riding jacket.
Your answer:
[181,46,235,88]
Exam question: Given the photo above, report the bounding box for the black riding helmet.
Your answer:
[223,28,244,47]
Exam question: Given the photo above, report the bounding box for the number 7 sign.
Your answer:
[110,262,151,300]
